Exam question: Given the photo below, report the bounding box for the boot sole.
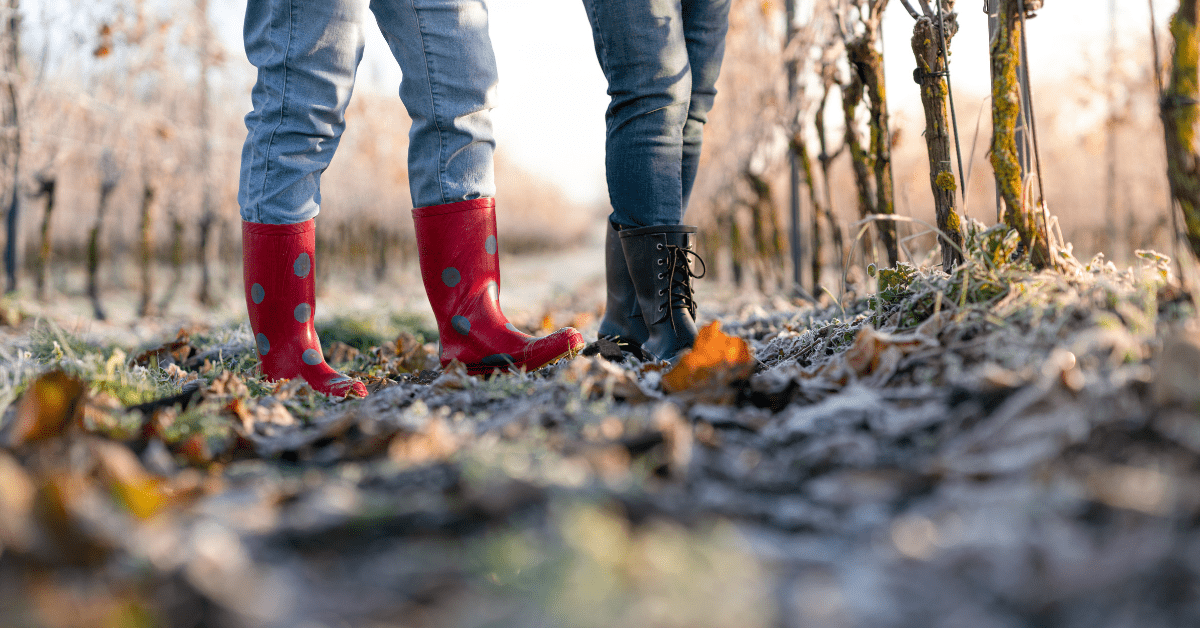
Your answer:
[464,341,584,376]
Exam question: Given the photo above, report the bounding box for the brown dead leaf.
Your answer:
[842,325,938,386]
[388,418,459,465]
[654,403,692,477]
[566,356,654,403]
[10,371,87,446]
[662,322,755,398]
[395,332,433,372]
[176,435,212,466]
[34,473,114,566]
[431,360,472,390]
[253,399,297,427]
[207,371,249,398]
[0,453,36,553]
[326,342,360,365]
[271,378,309,401]
[224,398,255,434]
[582,445,632,483]
[79,391,135,440]
[131,329,196,367]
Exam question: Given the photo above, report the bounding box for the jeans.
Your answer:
[582,0,730,228]
[239,0,498,224]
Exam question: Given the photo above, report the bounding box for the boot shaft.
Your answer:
[411,198,585,372]
[242,219,366,397]
[598,220,648,345]
[618,224,705,363]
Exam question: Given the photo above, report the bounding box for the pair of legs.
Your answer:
[583,0,730,361]
[239,0,582,397]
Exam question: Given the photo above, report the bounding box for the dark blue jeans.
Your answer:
[582,0,731,228]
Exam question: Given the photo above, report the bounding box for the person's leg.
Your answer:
[581,0,691,229]
[370,0,582,373]
[680,0,731,209]
[240,0,367,224]
[368,0,496,207]
[238,0,368,397]
[583,0,711,362]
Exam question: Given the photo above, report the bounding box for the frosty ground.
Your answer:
[1,225,1199,628]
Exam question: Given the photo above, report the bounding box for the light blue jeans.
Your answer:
[238,0,498,224]
[581,0,731,228]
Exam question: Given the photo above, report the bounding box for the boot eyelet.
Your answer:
[658,289,666,296]
[657,259,665,265]
[659,305,665,311]
[658,273,664,279]
[656,244,664,250]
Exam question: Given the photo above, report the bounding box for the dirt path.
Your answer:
[1,237,1198,627]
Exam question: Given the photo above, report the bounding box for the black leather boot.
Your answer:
[619,224,706,363]
[597,221,649,352]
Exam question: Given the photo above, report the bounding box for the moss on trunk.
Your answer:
[989,0,1050,268]
[1163,0,1200,259]
[911,9,965,269]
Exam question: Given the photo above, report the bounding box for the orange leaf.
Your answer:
[10,371,86,446]
[92,441,169,520]
[662,321,754,395]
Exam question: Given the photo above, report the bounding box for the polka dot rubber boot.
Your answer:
[412,198,585,375]
[242,220,367,398]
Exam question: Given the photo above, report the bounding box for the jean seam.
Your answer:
[407,0,448,205]
[254,0,295,223]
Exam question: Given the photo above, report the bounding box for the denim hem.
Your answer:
[412,197,494,217]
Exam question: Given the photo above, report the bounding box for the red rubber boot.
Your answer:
[242,220,367,398]
[412,199,585,375]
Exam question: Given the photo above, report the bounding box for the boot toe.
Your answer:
[323,375,368,398]
[521,327,585,370]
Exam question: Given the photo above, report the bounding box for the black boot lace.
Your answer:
[657,244,707,329]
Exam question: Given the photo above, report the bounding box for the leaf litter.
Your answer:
[1,229,1199,627]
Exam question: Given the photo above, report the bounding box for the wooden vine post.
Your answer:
[138,183,156,317]
[989,0,1051,267]
[792,132,823,290]
[1,0,20,294]
[906,0,964,269]
[1161,0,1200,259]
[843,0,899,267]
[88,156,120,322]
[31,170,53,301]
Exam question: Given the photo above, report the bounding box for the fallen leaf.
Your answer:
[91,440,169,519]
[0,453,36,553]
[394,332,433,372]
[223,397,255,433]
[388,418,459,465]
[326,342,360,365]
[271,379,308,401]
[34,473,114,566]
[131,329,196,367]
[80,391,136,440]
[176,435,212,466]
[662,322,755,397]
[566,356,655,403]
[207,371,249,398]
[9,371,87,446]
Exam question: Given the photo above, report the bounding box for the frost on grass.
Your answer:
[0,226,1199,627]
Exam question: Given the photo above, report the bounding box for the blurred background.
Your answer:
[1,0,1184,329]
